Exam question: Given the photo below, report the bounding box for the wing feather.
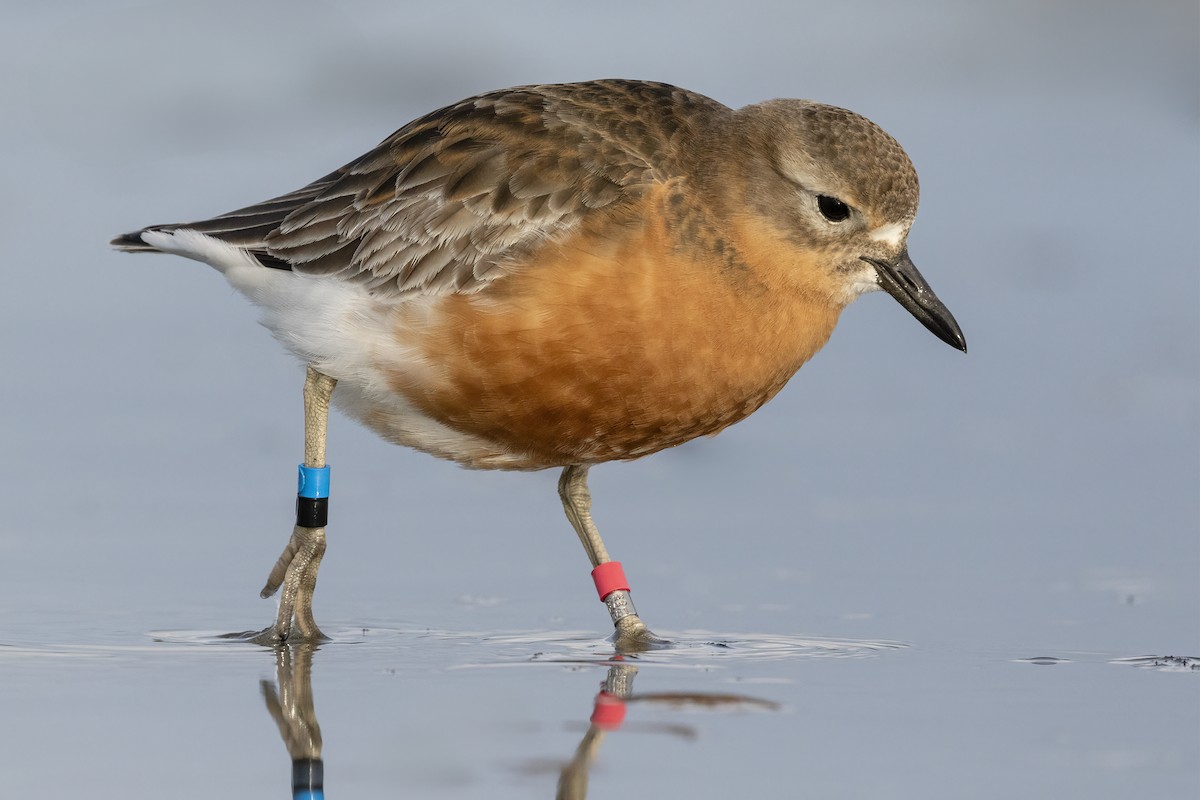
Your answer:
[115,80,726,295]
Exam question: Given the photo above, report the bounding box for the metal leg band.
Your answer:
[603,589,638,625]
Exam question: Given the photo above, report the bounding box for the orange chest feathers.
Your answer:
[383,190,843,468]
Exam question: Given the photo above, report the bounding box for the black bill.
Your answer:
[862,252,967,352]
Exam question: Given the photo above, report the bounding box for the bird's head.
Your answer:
[729,99,966,352]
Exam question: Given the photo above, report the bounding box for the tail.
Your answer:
[109,167,343,262]
[109,223,294,271]
[109,222,299,272]
[110,228,162,252]
[110,219,279,255]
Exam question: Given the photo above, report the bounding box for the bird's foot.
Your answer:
[612,614,671,652]
[599,586,670,651]
[252,524,329,644]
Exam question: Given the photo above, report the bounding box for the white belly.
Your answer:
[141,229,532,469]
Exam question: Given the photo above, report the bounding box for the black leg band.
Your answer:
[296,496,329,528]
[292,758,324,798]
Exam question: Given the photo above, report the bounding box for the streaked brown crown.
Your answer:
[735,99,920,227]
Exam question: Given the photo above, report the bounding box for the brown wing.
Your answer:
[118,80,725,296]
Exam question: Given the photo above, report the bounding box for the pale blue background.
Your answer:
[2,1,1197,798]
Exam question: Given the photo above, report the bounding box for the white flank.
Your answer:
[139,228,529,468]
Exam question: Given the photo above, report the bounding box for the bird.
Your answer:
[111,79,965,647]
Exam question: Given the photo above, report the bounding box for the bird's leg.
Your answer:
[556,663,639,799]
[261,642,324,799]
[258,366,337,643]
[558,465,662,649]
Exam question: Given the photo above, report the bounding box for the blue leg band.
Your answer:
[296,465,330,528]
[297,465,331,499]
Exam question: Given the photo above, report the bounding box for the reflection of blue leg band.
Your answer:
[292,758,324,800]
[296,465,330,528]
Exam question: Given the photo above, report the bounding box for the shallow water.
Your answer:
[2,1,1197,797]
[2,624,1195,798]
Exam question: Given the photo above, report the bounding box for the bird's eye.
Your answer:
[817,195,851,222]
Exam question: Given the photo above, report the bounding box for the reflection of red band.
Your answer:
[591,562,630,601]
[590,691,627,730]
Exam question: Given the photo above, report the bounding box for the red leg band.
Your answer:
[591,561,630,602]
[590,692,627,731]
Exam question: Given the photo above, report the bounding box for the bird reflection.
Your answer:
[258,642,778,799]
[556,659,779,800]
[261,642,324,799]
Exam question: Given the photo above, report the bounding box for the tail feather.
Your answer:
[109,225,293,270]
[110,229,160,251]
[110,167,344,262]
